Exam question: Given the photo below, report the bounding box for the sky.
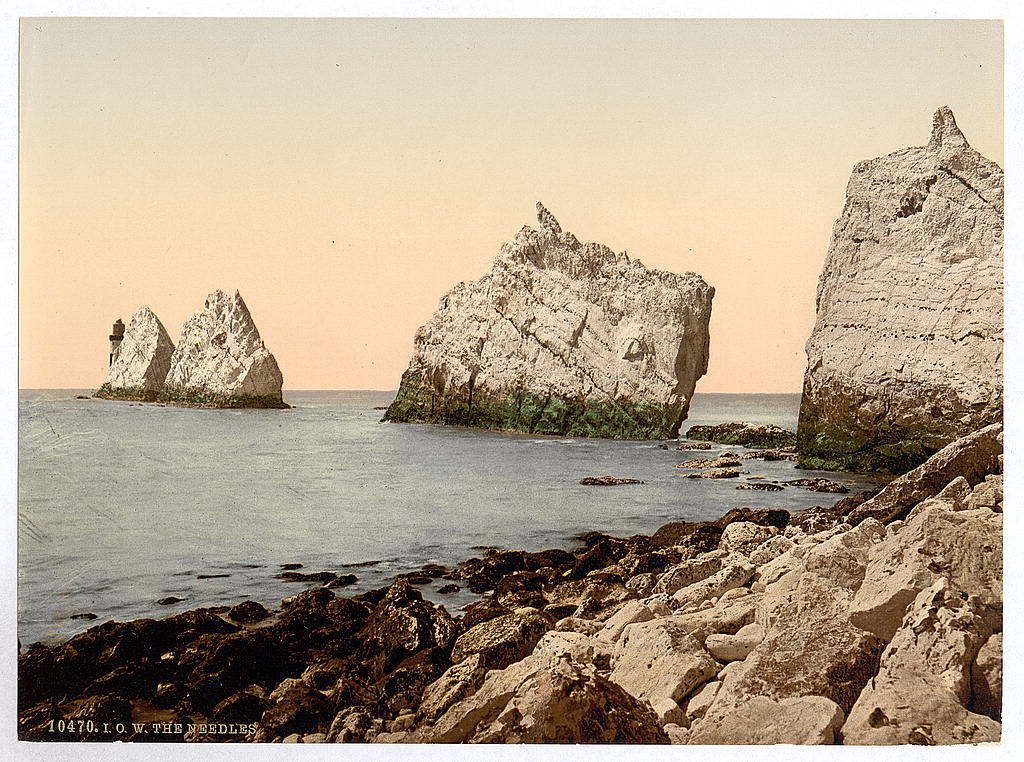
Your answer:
[18,18,1003,392]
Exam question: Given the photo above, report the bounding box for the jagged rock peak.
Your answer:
[102,306,175,394]
[536,201,562,234]
[385,203,714,439]
[797,108,1003,473]
[164,289,284,403]
[928,105,968,150]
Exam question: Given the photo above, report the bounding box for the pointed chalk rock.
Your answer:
[384,203,714,439]
[102,306,175,395]
[798,107,1003,473]
[164,290,284,404]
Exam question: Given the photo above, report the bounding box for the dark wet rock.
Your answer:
[618,548,679,576]
[280,563,304,570]
[63,694,134,738]
[340,559,381,569]
[420,563,450,578]
[523,548,577,574]
[460,598,513,630]
[260,679,329,737]
[400,574,433,585]
[176,629,284,713]
[579,476,644,485]
[438,584,461,594]
[357,581,460,676]
[683,467,740,479]
[676,441,713,450]
[152,681,185,709]
[786,478,850,493]
[69,612,97,620]
[716,507,791,531]
[278,570,337,583]
[456,550,528,593]
[493,570,549,609]
[737,482,785,491]
[686,422,796,449]
[380,645,453,716]
[228,600,271,624]
[18,608,237,711]
[197,573,231,579]
[157,596,185,606]
[650,508,789,556]
[213,687,269,723]
[325,574,358,588]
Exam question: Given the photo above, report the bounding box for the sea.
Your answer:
[17,390,883,645]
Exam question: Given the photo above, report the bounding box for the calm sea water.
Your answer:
[18,390,879,645]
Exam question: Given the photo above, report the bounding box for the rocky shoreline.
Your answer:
[18,423,1001,745]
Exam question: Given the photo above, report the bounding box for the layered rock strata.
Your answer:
[95,307,175,401]
[798,107,1003,473]
[162,290,286,408]
[384,203,714,439]
[18,425,1002,744]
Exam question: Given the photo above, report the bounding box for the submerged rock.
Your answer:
[163,290,286,408]
[384,202,714,439]
[96,307,175,401]
[675,456,741,469]
[579,476,643,486]
[798,107,1003,473]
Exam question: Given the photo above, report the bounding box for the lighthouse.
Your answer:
[109,319,125,366]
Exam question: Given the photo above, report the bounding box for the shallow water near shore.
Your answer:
[18,390,881,645]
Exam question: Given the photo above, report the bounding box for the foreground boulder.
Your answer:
[96,307,175,401]
[798,107,1003,473]
[417,632,669,743]
[163,289,286,408]
[842,579,1000,744]
[384,202,714,439]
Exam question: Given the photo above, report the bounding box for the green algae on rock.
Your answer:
[383,203,714,440]
[385,372,681,439]
[685,422,796,449]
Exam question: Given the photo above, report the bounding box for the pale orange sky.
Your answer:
[19,18,1003,392]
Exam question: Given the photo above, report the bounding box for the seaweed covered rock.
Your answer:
[384,202,714,439]
[685,423,796,449]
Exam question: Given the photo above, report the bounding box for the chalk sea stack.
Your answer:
[798,107,1003,473]
[162,290,286,408]
[95,290,286,408]
[95,307,175,402]
[384,203,714,439]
